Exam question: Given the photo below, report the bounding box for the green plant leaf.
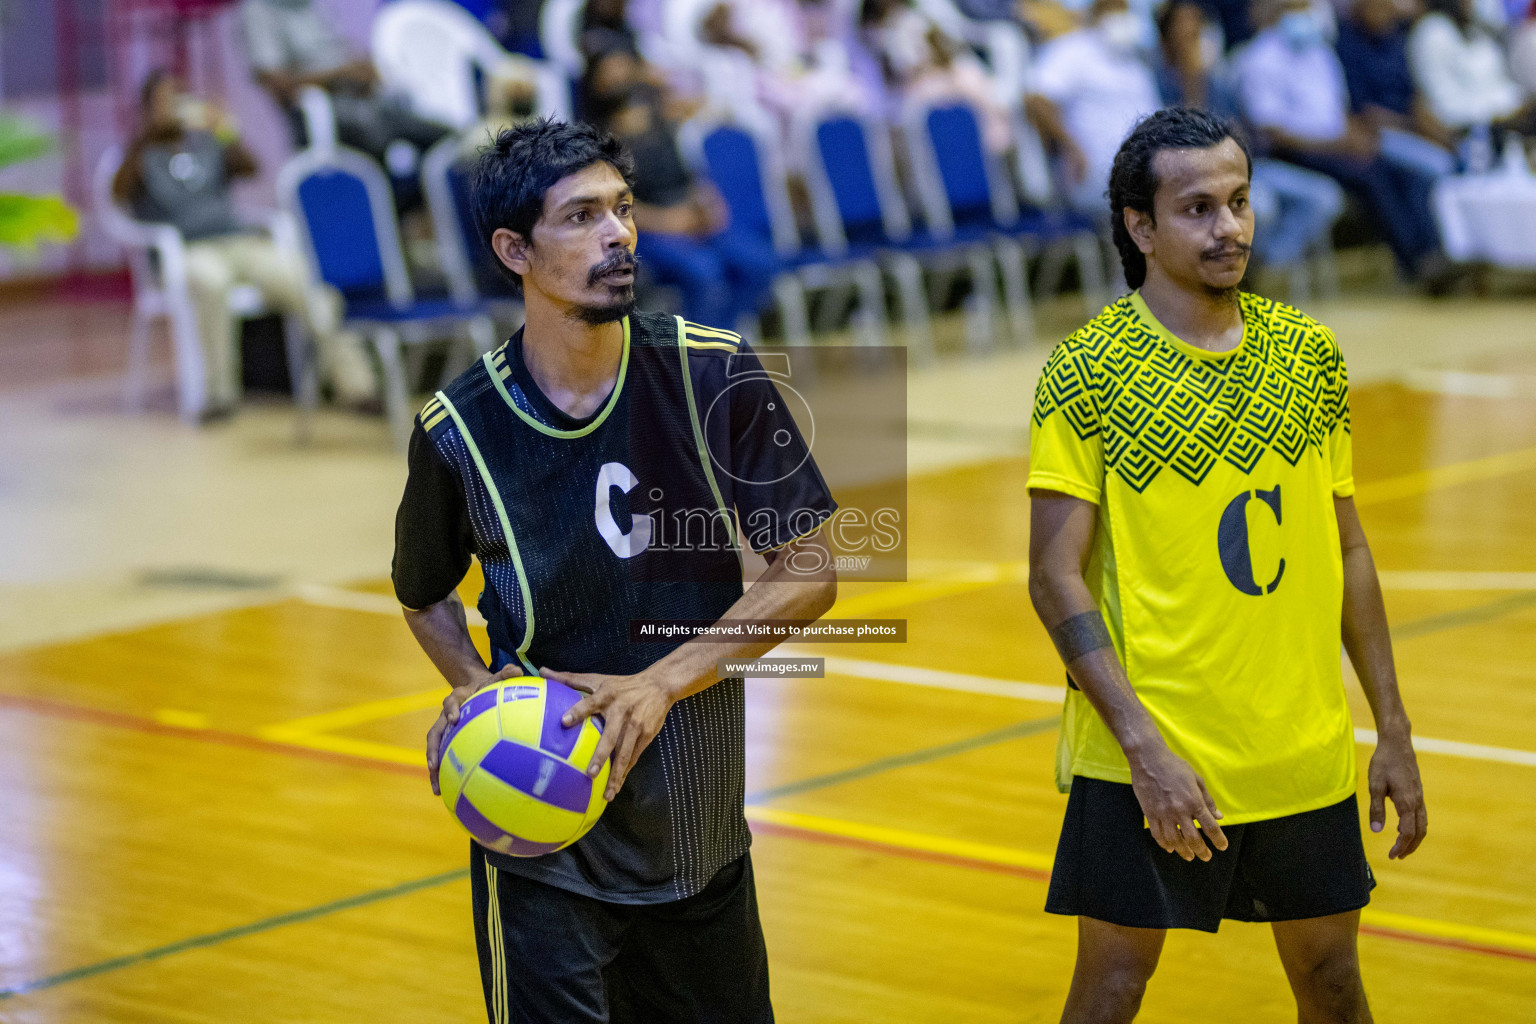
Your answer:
[0,194,79,247]
[0,115,54,170]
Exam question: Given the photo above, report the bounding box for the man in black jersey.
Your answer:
[392,118,838,1023]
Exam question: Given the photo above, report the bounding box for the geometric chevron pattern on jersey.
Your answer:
[1032,292,1351,493]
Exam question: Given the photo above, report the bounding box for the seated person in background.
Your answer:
[1237,0,1450,286]
[1157,0,1345,272]
[1408,0,1536,140]
[1338,0,1458,174]
[239,0,450,208]
[1026,0,1163,220]
[696,0,869,121]
[584,62,779,329]
[113,72,378,417]
[860,0,1011,147]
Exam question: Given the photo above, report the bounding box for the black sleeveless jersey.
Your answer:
[410,311,836,902]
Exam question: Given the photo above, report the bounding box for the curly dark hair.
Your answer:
[471,117,636,290]
[1107,107,1251,289]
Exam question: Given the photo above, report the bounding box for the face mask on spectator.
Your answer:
[1199,24,1224,68]
[1098,11,1147,53]
[1278,10,1322,48]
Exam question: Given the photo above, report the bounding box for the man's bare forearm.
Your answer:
[403,590,493,690]
[1028,568,1164,760]
[641,545,837,704]
[1336,498,1411,740]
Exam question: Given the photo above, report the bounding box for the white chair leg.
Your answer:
[373,327,412,450]
[963,245,998,354]
[849,262,888,349]
[994,237,1035,347]
[123,307,154,414]
[167,300,207,423]
[886,254,933,363]
[774,274,813,348]
[283,314,319,445]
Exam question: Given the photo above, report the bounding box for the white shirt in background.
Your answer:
[1029,28,1161,208]
[1407,12,1526,129]
[1236,29,1349,143]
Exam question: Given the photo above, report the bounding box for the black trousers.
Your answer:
[469,843,774,1024]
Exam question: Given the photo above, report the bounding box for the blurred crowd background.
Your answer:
[4,0,1536,434]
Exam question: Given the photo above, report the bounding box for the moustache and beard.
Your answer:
[571,250,641,325]
[1200,240,1251,302]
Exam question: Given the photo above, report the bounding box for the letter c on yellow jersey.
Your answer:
[1218,485,1285,596]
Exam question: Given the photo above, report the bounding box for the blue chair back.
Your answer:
[280,146,414,307]
[296,170,388,301]
[800,108,912,255]
[815,116,886,245]
[927,104,993,224]
[702,125,775,245]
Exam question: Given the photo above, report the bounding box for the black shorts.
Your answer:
[1045,776,1375,933]
[470,843,773,1024]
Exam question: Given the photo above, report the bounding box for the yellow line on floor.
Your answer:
[745,805,1054,872]
[241,721,1536,960]
[746,806,1536,959]
[256,689,443,736]
[1355,444,1536,507]
[255,725,425,766]
[1362,909,1536,956]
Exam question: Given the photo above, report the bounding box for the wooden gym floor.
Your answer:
[0,292,1534,1022]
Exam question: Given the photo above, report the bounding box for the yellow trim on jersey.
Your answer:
[436,391,538,674]
[483,318,630,439]
[675,315,742,564]
[682,321,741,344]
[684,339,741,352]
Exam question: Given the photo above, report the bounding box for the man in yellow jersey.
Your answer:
[1027,107,1427,1024]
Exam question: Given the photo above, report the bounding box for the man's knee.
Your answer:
[1096,960,1155,1014]
[1297,947,1366,1020]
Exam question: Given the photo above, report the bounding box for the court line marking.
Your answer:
[0,868,471,1000]
[745,716,1061,804]
[1353,443,1536,507]
[1391,591,1536,641]
[1,705,1532,998]
[745,808,1536,963]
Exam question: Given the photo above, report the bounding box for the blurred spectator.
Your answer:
[240,0,451,205]
[861,0,1011,146]
[477,0,547,56]
[1337,0,1461,175]
[694,0,867,120]
[1237,0,1449,283]
[585,71,778,328]
[1407,0,1536,134]
[1026,0,1162,218]
[1157,0,1344,270]
[1338,0,1459,157]
[112,72,378,416]
[1515,6,1536,95]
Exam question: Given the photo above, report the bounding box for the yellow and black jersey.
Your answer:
[1028,291,1356,824]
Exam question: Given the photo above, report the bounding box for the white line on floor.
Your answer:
[1374,571,1536,591]
[293,585,1536,768]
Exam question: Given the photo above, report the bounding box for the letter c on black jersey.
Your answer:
[1218,485,1285,596]
[595,462,653,559]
